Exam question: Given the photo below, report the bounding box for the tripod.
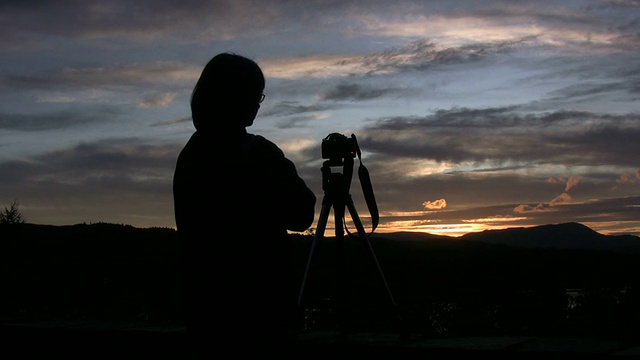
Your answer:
[297,154,406,339]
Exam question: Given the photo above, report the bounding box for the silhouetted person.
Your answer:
[173,53,316,351]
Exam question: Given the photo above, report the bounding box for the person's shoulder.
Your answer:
[245,133,284,155]
[246,133,274,146]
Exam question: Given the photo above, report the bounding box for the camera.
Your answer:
[322,133,357,160]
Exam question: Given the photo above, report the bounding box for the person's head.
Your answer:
[191,53,265,132]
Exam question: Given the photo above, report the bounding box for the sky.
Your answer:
[1,0,639,237]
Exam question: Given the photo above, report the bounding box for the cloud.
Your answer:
[514,175,579,214]
[261,36,537,80]
[4,0,638,58]
[259,98,334,130]
[0,139,180,206]
[547,177,565,184]
[548,176,582,191]
[36,96,77,104]
[513,192,571,214]
[0,0,289,47]
[319,83,394,101]
[513,203,556,214]
[260,101,335,117]
[355,5,600,40]
[1,62,199,91]
[356,107,640,168]
[260,55,361,80]
[546,81,638,103]
[564,176,581,192]
[153,116,192,127]
[422,198,447,210]
[613,168,640,189]
[273,113,330,130]
[138,92,177,108]
[0,139,181,228]
[550,192,572,207]
[0,105,121,131]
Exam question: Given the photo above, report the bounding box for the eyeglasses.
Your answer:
[259,94,266,103]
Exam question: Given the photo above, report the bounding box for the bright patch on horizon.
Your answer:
[463,216,528,223]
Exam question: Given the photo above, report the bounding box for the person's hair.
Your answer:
[191,53,265,131]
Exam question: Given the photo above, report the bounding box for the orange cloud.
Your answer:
[514,185,574,214]
[613,169,640,190]
[423,198,447,210]
[618,170,640,184]
[547,177,565,184]
[547,176,581,191]
[513,203,556,213]
[516,175,579,215]
[565,176,581,192]
[550,192,572,206]
[619,173,634,183]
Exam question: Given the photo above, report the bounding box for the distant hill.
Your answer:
[373,222,640,254]
[460,222,640,253]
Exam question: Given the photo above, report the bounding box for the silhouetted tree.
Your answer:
[0,199,25,224]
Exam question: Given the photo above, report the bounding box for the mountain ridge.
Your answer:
[4,221,639,253]
[372,222,640,254]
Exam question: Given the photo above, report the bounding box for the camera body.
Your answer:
[322,133,357,160]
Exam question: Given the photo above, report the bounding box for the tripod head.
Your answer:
[322,132,357,166]
[321,133,356,194]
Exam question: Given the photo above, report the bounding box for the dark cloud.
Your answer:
[1,62,197,91]
[545,57,640,101]
[1,0,637,53]
[153,116,191,127]
[356,107,640,167]
[0,139,181,226]
[138,92,176,108]
[260,101,333,117]
[55,140,177,173]
[336,37,536,76]
[0,105,122,131]
[0,0,286,46]
[319,82,396,101]
[547,82,629,100]
[272,116,317,129]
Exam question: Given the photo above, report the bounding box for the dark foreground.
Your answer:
[3,224,640,357]
[2,320,640,358]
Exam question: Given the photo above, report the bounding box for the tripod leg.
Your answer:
[333,202,350,336]
[346,199,408,339]
[298,201,331,308]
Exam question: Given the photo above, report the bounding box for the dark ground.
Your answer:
[2,319,640,358]
[3,223,640,357]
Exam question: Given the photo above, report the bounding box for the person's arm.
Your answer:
[251,135,316,232]
[279,157,316,232]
